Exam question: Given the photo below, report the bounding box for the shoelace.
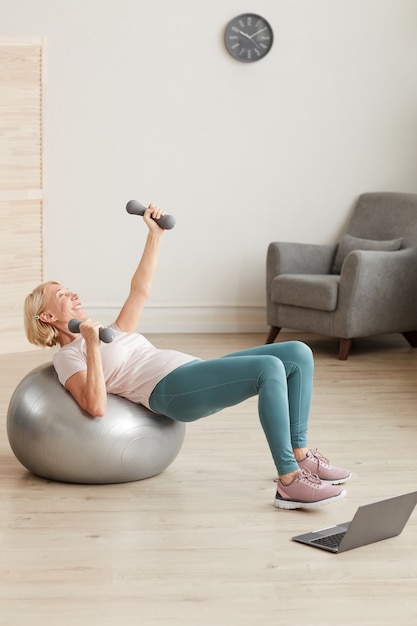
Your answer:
[299,468,321,484]
[275,467,321,486]
[308,448,331,466]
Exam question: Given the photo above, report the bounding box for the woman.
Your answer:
[24,204,350,509]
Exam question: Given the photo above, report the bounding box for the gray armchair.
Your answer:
[266,192,417,359]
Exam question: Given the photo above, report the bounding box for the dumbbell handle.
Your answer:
[68,318,115,343]
[126,200,176,230]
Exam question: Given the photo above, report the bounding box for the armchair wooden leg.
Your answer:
[338,338,353,360]
[266,326,281,344]
[402,331,417,348]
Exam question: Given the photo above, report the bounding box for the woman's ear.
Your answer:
[39,312,56,323]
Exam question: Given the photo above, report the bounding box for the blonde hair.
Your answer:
[24,281,61,347]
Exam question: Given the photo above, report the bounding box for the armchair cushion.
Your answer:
[271,274,340,311]
[332,234,403,274]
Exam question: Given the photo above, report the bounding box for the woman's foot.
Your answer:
[298,449,351,484]
[274,468,347,510]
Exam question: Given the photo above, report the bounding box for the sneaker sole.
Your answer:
[320,472,352,485]
[274,488,347,510]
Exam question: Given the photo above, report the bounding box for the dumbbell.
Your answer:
[126,200,176,230]
[68,318,115,343]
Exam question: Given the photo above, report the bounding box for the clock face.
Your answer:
[224,14,273,63]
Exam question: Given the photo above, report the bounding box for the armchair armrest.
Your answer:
[337,248,417,335]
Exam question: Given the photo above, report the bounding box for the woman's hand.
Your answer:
[78,318,102,346]
[143,204,166,232]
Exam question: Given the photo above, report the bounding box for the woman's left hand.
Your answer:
[143,204,166,232]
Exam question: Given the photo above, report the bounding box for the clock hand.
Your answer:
[238,30,262,50]
[249,27,268,39]
[238,30,253,41]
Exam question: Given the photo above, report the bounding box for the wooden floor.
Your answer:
[1,332,417,626]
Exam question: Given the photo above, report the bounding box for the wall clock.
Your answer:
[224,13,273,63]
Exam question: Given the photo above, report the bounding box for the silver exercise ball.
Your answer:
[7,363,186,484]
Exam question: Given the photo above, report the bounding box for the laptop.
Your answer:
[292,491,417,553]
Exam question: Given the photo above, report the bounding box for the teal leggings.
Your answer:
[149,341,314,476]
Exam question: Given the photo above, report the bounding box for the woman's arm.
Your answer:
[115,204,165,333]
[62,205,165,416]
[65,320,108,417]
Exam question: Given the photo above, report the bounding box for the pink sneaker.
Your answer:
[298,449,351,484]
[274,468,347,510]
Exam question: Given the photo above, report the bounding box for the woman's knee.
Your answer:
[257,355,287,380]
[267,340,313,368]
[286,341,313,365]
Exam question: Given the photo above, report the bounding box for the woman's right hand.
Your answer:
[78,318,102,346]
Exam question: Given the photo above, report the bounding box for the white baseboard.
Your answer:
[89,305,268,334]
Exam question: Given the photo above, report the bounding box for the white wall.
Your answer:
[2,0,417,332]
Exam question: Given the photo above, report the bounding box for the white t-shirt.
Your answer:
[53,324,198,409]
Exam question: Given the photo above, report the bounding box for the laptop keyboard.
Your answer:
[311,531,346,549]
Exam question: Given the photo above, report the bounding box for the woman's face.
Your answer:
[40,282,85,326]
